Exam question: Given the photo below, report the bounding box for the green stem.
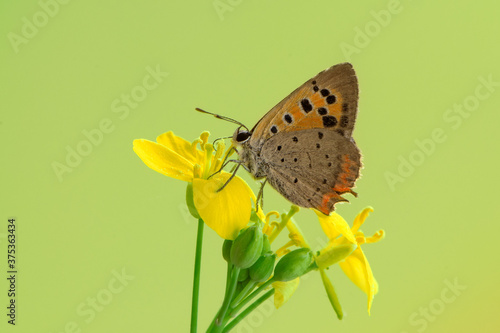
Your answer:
[207,262,236,333]
[229,278,274,317]
[212,267,240,331]
[225,262,232,293]
[223,289,275,333]
[230,280,256,309]
[190,218,204,333]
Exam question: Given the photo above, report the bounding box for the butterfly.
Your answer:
[202,63,361,215]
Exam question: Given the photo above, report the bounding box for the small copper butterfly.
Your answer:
[203,63,361,215]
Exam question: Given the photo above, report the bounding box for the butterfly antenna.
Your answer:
[195,108,249,131]
[212,136,232,148]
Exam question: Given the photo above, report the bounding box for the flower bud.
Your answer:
[250,210,260,223]
[230,225,263,269]
[222,239,233,263]
[261,234,271,255]
[315,243,357,270]
[273,248,313,282]
[185,182,199,219]
[238,268,249,282]
[249,252,276,282]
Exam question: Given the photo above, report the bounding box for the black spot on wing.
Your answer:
[340,116,349,128]
[300,99,313,113]
[317,107,327,116]
[326,95,336,104]
[322,116,337,128]
[320,89,330,97]
[342,103,349,113]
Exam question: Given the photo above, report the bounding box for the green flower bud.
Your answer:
[230,225,263,269]
[249,252,276,282]
[273,248,313,282]
[250,210,260,223]
[261,234,271,255]
[185,183,199,219]
[222,239,233,263]
[238,268,249,281]
[315,243,357,270]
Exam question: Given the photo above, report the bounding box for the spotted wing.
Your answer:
[249,63,359,149]
[261,128,361,214]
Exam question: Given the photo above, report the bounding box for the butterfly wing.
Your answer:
[260,128,361,214]
[249,63,359,149]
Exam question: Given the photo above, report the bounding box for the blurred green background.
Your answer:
[1,0,499,332]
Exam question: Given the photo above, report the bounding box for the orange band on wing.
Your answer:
[319,154,359,214]
[319,192,348,215]
[337,154,358,188]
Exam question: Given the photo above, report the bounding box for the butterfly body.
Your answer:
[232,63,361,215]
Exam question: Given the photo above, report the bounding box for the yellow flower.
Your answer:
[316,207,384,314]
[272,278,300,309]
[270,208,384,317]
[133,131,255,240]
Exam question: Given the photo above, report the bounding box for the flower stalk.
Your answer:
[190,218,204,333]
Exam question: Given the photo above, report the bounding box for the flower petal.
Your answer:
[193,172,253,240]
[319,268,343,319]
[365,230,385,244]
[339,247,378,314]
[133,139,194,181]
[352,207,374,233]
[315,210,356,244]
[285,219,310,249]
[272,278,300,309]
[156,131,202,165]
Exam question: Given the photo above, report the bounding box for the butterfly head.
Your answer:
[231,126,264,178]
[232,126,252,145]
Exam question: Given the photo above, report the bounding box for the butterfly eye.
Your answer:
[235,130,251,143]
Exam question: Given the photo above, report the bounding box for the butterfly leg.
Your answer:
[208,158,241,179]
[216,162,243,192]
[206,145,237,179]
[255,178,268,212]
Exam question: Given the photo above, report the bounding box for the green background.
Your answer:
[2,0,499,332]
